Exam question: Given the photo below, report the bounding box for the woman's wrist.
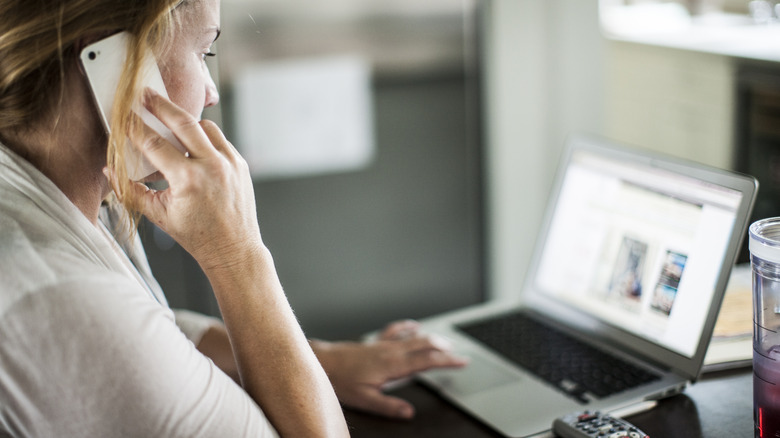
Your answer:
[196,237,270,279]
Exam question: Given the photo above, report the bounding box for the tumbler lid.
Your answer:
[750,217,780,264]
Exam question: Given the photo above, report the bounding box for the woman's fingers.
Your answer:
[104,166,167,223]
[388,336,469,376]
[141,88,214,159]
[200,119,239,158]
[129,89,238,180]
[377,320,421,341]
[348,387,415,420]
[127,119,186,179]
[398,336,453,353]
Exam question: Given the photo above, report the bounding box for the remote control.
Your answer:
[552,411,649,438]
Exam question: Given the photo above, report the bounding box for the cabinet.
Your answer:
[735,64,780,255]
[604,41,735,169]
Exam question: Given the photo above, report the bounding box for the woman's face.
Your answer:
[159,0,221,119]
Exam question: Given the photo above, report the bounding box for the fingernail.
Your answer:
[398,406,414,419]
[429,334,453,351]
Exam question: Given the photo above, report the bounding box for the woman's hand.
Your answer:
[311,320,469,419]
[120,88,262,271]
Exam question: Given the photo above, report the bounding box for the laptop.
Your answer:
[417,134,757,437]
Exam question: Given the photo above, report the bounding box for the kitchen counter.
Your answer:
[601,3,780,62]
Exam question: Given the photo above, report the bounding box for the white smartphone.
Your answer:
[80,31,185,181]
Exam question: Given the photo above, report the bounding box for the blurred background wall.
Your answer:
[482,0,605,305]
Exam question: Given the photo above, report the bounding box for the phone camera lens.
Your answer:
[88,51,96,61]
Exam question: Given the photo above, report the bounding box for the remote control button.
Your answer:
[553,411,648,438]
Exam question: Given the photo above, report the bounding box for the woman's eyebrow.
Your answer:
[200,27,220,47]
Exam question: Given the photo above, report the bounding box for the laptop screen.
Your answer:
[533,148,744,358]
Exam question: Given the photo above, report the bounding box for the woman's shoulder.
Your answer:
[0,268,171,334]
[0,217,134,313]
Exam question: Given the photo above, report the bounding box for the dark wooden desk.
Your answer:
[345,368,753,437]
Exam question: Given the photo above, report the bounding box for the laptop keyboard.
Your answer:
[457,311,661,404]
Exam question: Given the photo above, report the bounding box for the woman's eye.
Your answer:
[202,51,216,60]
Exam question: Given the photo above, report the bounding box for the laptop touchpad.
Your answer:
[423,354,517,396]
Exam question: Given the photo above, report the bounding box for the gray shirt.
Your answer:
[0,142,278,437]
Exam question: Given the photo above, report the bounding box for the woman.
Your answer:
[0,0,465,436]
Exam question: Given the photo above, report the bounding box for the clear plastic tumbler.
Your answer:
[751,218,780,438]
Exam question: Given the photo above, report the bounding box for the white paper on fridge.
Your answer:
[234,55,375,180]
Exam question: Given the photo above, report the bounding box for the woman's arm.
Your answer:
[198,319,468,420]
[121,88,348,437]
[196,324,239,383]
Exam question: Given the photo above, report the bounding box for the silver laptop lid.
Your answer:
[523,134,757,379]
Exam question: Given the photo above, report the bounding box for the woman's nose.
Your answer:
[205,75,219,108]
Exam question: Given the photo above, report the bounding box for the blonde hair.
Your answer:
[0,0,188,228]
